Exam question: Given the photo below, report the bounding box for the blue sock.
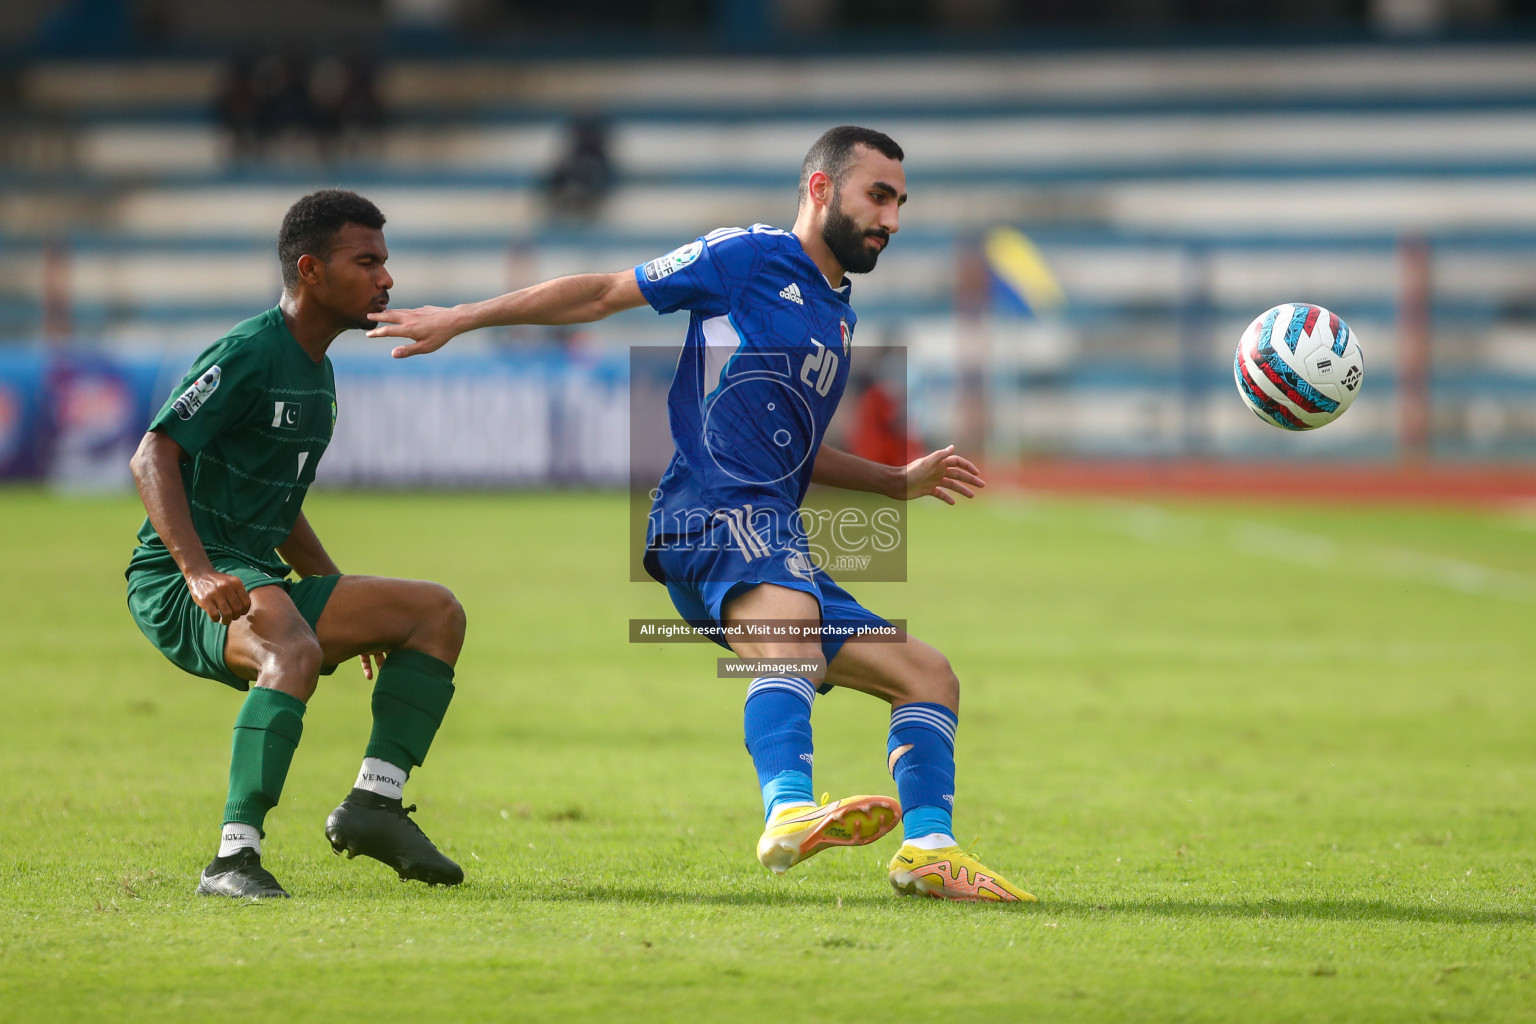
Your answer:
[888,702,958,841]
[743,676,816,820]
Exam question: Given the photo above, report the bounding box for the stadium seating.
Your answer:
[8,48,1536,335]
[4,47,1535,460]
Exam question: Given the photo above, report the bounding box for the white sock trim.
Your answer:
[355,757,408,801]
[905,832,957,850]
[218,822,261,858]
[746,676,817,709]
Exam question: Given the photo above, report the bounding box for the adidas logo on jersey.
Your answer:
[779,282,804,305]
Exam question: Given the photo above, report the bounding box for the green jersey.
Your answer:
[128,307,337,579]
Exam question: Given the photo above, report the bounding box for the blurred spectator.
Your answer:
[216,52,263,161]
[1370,0,1502,35]
[848,350,922,467]
[387,0,461,34]
[217,50,383,164]
[253,53,313,156]
[309,53,384,162]
[545,116,616,221]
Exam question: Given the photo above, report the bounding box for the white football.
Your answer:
[1233,302,1363,430]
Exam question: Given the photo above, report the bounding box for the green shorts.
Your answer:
[126,557,343,691]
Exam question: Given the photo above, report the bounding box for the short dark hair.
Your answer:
[797,126,904,206]
[278,189,385,288]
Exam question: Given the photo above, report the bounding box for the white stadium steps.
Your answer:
[48,110,1536,178]
[10,176,1536,240]
[6,45,1536,368]
[9,46,1536,241]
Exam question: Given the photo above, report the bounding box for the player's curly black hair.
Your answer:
[277,189,386,289]
[797,126,904,206]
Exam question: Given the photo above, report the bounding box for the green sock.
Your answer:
[365,649,456,772]
[222,687,307,832]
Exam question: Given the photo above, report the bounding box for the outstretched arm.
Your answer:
[366,270,646,358]
[130,430,252,624]
[811,443,985,504]
[811,444,903,499]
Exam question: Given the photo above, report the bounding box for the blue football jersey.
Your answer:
[635,224,857,543]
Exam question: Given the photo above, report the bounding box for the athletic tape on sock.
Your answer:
[354,757,408,800]
[217,822,261,858]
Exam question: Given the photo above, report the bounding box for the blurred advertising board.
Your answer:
[320,351,629,487]
[0,348,630,489]
[0,350,161,489]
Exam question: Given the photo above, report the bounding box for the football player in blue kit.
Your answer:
[367,126,1033,902]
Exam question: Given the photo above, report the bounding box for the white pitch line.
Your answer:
[1230,521,1536,601]
[990,499,1536,603]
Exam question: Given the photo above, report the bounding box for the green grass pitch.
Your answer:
[1,487,1533,1022]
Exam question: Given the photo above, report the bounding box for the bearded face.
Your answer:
[822,187,889,275]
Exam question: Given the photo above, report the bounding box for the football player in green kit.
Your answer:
[127,190,466,899]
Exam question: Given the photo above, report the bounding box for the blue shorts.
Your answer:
[645,507,893,690]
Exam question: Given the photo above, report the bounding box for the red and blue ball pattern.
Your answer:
[1233,302,1363,431]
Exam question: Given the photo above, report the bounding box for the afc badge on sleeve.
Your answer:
[642,240,704,282]
[171,366,221,420]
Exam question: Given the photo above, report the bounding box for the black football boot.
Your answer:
[195,847,291,899]
[324,789,464,886]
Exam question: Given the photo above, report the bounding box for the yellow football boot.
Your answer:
[887,844,1037,903]
[756,793,901,875]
